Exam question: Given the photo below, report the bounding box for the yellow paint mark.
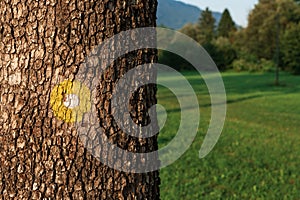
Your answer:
[50,80,91,123]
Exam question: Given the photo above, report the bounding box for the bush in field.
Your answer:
[259,59,276,72]
[232,52,257,72]
[232,56,275,72]
[232,59,253,72]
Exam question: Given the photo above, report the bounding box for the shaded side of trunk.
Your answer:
[0,0,159,199]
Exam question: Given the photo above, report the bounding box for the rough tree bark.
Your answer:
[0,0,160,199]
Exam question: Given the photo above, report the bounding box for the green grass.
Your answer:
[157,71,300,199]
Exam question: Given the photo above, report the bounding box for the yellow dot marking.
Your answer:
[50,80,91,123]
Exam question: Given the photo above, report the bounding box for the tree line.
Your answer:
[159,0,300,74]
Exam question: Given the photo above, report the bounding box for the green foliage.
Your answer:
[174,0,300,74]
[231,51,257,72]
[179,23,199,41]
[212,37,237,70]
[201,38,237,71]
[259,58,277,72]
[197,7,216,44]
[158,50,194,71]
[233,57,276,72]
[232,50,276,72]
[232,59,254,72]
[282,22,300,74]
[244,1,278,60]
[158,28,195,71]
[159,71,300,199]
[230,0,300,74]
[243,0,300,61]
[218,9,236,37]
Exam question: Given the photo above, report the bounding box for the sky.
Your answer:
[179,0,259,27]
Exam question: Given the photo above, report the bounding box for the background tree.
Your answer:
[212,37,237,70]
[197,7,216,44]
[217,9,236,38]
[282,22,300,74]
[244,0,278,60]
[243,0,300,61]
[0,0,160,199]
[179,23,199,41]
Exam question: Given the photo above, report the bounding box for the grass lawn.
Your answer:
[157,71,300,199]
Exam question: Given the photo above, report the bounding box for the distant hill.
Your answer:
[157,0,223,30]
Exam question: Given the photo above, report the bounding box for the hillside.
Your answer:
[157,0,222,30]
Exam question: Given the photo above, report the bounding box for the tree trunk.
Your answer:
[0,0,160,199]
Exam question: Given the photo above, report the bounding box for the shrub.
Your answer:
[259,59,276,72]
[232,59,253,72]
[232,58,275,72]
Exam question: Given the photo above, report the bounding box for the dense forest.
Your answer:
[159,0,300,75]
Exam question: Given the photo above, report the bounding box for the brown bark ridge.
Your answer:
[0,0,160,199]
